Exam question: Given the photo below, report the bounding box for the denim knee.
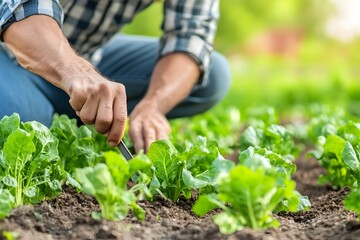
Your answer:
[207,51,232,104]
[0,50,55,126]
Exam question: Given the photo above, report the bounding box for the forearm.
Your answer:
[142,53,201,114]
[3,15,127,146]
[3,15,92,93]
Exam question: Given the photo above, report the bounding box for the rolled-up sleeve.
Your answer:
[160,0,219,86]
[0,0,63,40]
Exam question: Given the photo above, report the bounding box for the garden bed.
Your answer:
[1,153,359,240]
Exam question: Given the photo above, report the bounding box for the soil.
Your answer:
[0,153,359,240]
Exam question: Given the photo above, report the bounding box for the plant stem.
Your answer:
[246,190,257,229]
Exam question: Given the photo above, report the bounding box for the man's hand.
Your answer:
[64,70,127,147]
[129,101,171,153]
[3,15,127,146]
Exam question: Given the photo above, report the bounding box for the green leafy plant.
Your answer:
[315,134,360,188]
[76,151,151,220]
[239,147,310,213]
[146,137,234,201]
[240,123,298,160]
[344,188,360,221]
[0,114,63,213]
[50,114,99,174]
[193,165,300,233]
[193,147,310,234]
[244,106,279,127]
[239,147,296,177]
[170,107,241,155]
[0,189,14,218]
[306,114,343,143]
[2,230,19,240]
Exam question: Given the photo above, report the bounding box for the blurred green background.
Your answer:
[122,0,360,119]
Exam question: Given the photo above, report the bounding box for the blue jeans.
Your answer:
[0,35,231,126]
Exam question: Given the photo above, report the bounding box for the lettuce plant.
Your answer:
[239,147,296,177]
[307,119,360,188]
[315,134,360,188]
[193,165,301,233]
[240,124,298,160]
[76,151,151,220]
[239,147,310,212]
[50,114,99,173]
[0,114,63,214]
[145,137,234,201]
[193,147,310,234]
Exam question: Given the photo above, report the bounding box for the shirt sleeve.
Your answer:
[160,0,219,86]
[0,0,63,40]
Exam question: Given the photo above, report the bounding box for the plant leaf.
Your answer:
[192,193,221,217]
[213,212,243,234]
[344,188,360,221]
[0,114,20,149]
[0,189,15,219]
[2,175,17,187]
[342,141,359,172]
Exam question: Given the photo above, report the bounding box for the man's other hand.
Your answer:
[129,101,171,153]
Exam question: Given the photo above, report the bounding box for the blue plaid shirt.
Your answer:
[0,0,219,84]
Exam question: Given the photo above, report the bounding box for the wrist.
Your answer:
[57,56,95,93]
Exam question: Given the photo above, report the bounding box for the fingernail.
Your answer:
[108,141,117,147]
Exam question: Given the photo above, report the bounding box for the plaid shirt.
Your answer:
[0,0,219,84]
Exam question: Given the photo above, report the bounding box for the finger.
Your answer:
[143,125,156,153]
[156,128,169,140]
[159,116,171,135]
[129,121,144,153]
[151,119,169,140]
[164,121,171,134]
[69,95,86,112]
[151,115,171,140]
[79,96,98,125]
[95,95,113,134]
[107,96,127,147]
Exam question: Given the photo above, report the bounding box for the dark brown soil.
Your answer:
[0,154,359,240]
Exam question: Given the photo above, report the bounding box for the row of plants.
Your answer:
[11,102,360,235]
[6,104,360,236]
[0,110,313,236]
[305,114,360,219]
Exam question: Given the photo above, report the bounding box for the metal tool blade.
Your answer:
[117,140,133,160]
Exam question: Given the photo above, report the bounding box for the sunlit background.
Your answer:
[123,0,360,119]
